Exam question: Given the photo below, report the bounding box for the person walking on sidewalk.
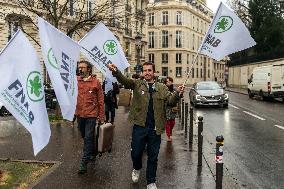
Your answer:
[107,62,184,189]
[102,81,120,124]
[164,77,178,142]
[75,60,104,174]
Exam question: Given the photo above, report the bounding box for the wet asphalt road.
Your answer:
[186,91,284,189]
[0,107,215,189]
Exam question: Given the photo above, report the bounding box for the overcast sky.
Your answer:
[207,0,226,13]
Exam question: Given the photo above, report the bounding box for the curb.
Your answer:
[226,89,247,95]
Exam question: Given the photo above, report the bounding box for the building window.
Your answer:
[148,32,154,48]
[162,67,168,76]
[149,12,154,26]
[176,67,182,77]
[176,53,182,64]
[162,30,168,48]
[87,0,93,18]
[162,53,168,64]
[192,33,195,50]
[196,68,199,78]
[176,11,182,25]
[208,69,210,78]
[8,21,19,41]
[68,0,75,16]
[200,68,203,78]
[197,18,199,31]
[148,53,155,64]
[176,30,182,48]
[192,68,194,78]
[162,11,168,25]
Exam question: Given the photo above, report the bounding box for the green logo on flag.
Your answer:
[47,48,58,69]
[214,16,233,33]
[103,40,117,55]
[26,71,44,102]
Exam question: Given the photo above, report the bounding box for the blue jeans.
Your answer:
[77,117,96,162]
[131,125,161,184]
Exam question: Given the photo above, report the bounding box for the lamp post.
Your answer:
[135,34,142,74]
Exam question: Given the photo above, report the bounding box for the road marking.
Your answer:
[243,111,266,121]
[229,104,240,109]
[275,125,284,130]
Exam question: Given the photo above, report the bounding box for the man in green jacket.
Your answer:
[108,62,184,189]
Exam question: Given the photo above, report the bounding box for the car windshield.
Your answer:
[196,82,221,90]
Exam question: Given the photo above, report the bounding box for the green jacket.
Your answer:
[113,71,180,135]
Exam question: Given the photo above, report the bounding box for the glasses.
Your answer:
[78,67,87,69]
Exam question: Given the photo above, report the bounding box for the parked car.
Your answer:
[44,86,57,110]
[189,81,229,108]
[248,65,284,100]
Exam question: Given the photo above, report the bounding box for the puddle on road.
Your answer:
[0,118,25,137]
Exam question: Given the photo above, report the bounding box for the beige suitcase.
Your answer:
[117,89,132,107]
[95,123,115,155]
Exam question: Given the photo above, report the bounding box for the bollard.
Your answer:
[189,107,193,144]
[181,99,185,129]
[216,135,224,189]
[198,116,203,166]
[178,100,181,120]
[184,103,189,139]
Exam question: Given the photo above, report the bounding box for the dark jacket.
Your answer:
[103,81,120,108]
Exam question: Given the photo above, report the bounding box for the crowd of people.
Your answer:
[74,60,184,189]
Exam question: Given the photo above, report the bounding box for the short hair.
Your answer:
[167,76,173,82]
[78,60,92,70]
[142,62,155,72]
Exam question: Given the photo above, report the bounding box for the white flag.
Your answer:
[38,17,81,121]
[0,30,50,156]
[199,2,256,61]
[79,22,130,82]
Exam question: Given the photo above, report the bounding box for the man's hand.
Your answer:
[176,85,185,97]
[107,64,117,72]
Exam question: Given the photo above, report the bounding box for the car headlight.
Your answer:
[223,93,229,100]
[195,95,202,100]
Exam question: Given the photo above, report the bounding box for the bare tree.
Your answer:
[226,0,251,26]
[12,0,127,42]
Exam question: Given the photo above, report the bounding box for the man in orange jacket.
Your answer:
[75,60,104,174]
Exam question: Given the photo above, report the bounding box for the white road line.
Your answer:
[243,111,266,121]
[275,125,284,130]
[229,104,240,109]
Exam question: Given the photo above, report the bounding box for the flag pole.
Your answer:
[182,50,200,87]
[182,2,223,88]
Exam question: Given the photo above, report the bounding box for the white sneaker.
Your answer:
[147,183,157,189]
[131,169,140,183]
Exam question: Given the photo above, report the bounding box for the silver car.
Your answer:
[189,81,229,108]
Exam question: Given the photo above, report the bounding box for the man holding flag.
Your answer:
[107,62,184,189]
[75,60,105,174]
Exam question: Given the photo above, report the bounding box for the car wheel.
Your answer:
[248,90,254,99]
[223,103,228,108]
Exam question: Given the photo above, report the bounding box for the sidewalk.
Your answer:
[0,107,237,189]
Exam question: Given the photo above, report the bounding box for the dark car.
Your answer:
[189,81,229,108]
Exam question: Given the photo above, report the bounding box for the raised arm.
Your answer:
[107,64,135,90]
